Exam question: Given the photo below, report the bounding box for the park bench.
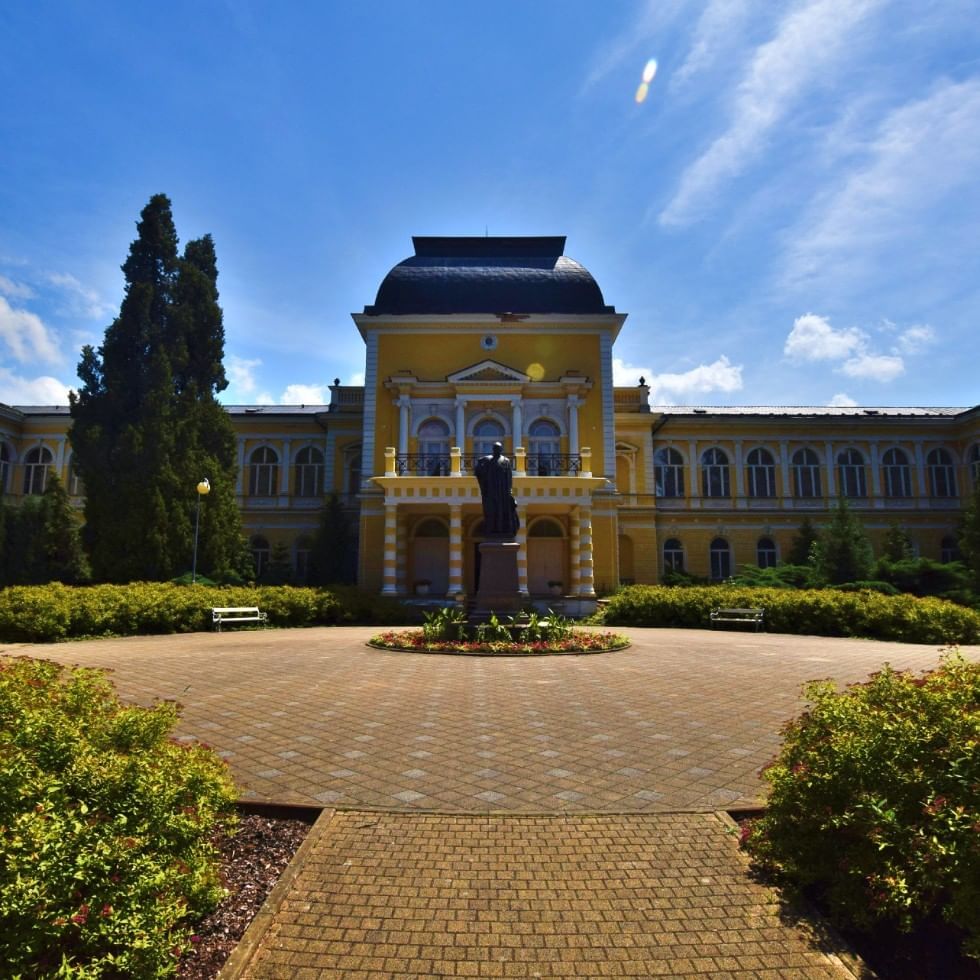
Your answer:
[710,607,764,632]
[212,606,268,631]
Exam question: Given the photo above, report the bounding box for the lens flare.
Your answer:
[526,362,545,381]
[642,58,658,84]
[635,82,649,104]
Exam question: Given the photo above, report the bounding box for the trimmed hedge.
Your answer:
[600,585,980,644]
[0,583,418,643]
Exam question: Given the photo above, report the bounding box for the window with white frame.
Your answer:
[294,446,324,497]
[418,418,451,475]
[709,537,731,580]
[68,456,84,497]
[248,447,279,496]
[927,448,956,498]
[662,538,684,573]
[473,418,505,459]
[345,449,361,497]
[654,447,684,497]
[970,444,980,486]
[837,449,867,498]
[746,448,776,497]
[940,535,960,563]
[792,448,822,498]
[250,535,270,577]
[757,536,777,568]
[0,443,10,493]
[881,448,912,498]
[23,446,53,496]
[701,448,730,498]
[527,418,561,475]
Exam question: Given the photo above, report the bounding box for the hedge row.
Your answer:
[0,583,417,643]
[600,585,980,644]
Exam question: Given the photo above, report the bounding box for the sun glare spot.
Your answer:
[526,362,545,381]
[642,59,657,84]
[635,83,649,104]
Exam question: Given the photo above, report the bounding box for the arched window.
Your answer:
[345,449,361,498]
[527,419,561,476]
[249,447,279,496]
[473,418,505,459]
[0,443,11,494]
[528,518,563,537]
[792,448,822,498]
[970,445,980,486]
[881,448,911,498]
[418,418,450,475]
[662,538,684,572]
[927,448,956,498]
[415,518,449,537]
[709,538,731,581]
[701,448,730,498]
[68,456,85,497]
[23,446,53,496]
[757,537,777,569]
[837,449,867,498]
[654,447,684,498]
[746,448,776,498]
[940,536,961,564]
[250,535,270,578]
[294,446,324,497]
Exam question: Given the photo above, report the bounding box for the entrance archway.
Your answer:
[527,518,565,594]
[412,518,449,594]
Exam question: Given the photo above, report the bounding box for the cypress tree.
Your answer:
[69,194,244,581]
[811,497,875,585]
[787,516,819,567]
[39,473,90,583]
[308,494,355,585]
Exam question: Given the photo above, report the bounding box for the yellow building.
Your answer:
[2,235,979,599]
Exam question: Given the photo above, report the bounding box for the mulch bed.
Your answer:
[176,812,311,980]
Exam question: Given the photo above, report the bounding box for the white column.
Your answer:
[569,507,582,595]
[397,396,411,457]
[279,439,291,499]
[869,441,882,507]
[511,399,523,453]
[448,504,463,596]
[567,396,580,455]
[824,442,836,498]
[396,510,408,594]
[455,399,466,455]
[516,504,529,596]
[734,440,744,507]
[578,506,595,596]
[688,440,700,505]
[381,503,398,595]
[914,442,926,501]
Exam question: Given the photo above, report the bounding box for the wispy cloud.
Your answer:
[0,274,35,301]
[659,0,883,226]
[0,296,62,363]
[0,368,72,405]
[894,324,935,354]
[46,272,113,320]
[783,77,980,291]
[280,383,328,404]
[840,352,904,381]
[670,0,751,91]
[616,355,743,404]
[224,354,273,404]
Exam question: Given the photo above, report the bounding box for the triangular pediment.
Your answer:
[448,360,530,384]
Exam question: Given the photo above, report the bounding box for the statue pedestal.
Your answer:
[475,539,521,615]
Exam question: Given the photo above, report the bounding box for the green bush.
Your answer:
[834,579,900,596]
[0,656,237,977]
[743,652,980,960]
[599,585,980,644]
[729,564,818,590]
[0,582,419,642]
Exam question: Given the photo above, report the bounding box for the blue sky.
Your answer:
[2,1,978,409]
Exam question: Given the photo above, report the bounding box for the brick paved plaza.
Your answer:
[12,628,974,977]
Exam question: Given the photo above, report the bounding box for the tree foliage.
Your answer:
[811,496,874,585]
[69,195,244,582]
[958,480,980,592]
[787,516,819,567]
[308,493,356,585]
[882,521,915,562]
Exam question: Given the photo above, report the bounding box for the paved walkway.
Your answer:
[12,628,972,977]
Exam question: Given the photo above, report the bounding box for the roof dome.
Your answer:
[364,236,613,315]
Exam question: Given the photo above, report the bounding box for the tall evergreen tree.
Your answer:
[69,194,244,581]
[882,521,915,562]
[787,516,819,567]
[958,481,980,592]
[38,473,90,583]
[811,497,875,585]
[308,494,356,585]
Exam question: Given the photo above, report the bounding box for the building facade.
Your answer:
[2,236,979,592]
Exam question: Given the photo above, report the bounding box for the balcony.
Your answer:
[392,453,585,477]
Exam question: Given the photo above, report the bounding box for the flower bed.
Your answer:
[369,628,629,656]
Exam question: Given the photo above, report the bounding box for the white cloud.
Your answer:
[0,296,62,363]
[0,274,35,300]
[347,371,365,386]
[784,313,865,362]
[671,0,751,90]
[894,324,936,355]
[0,368,72,405]
[612,357,655,387]
[642,355,744,404]
[280,383,328,404]
[827,392,857,407]
[659,0,883,226]
[784,78,980,289]
[46,271,113,320]
[225,355,262,397]
[840,352,905,381]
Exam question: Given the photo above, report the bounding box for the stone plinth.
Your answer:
[474,539,521,614]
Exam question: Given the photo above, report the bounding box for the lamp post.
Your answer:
[192,478,211,584]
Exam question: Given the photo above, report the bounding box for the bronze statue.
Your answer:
[474,442,519,538]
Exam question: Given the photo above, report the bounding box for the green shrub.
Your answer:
[0,656,237,977]
[743,652,980,960]
[599,585,980,644]
[834,580,900,596]
[0,582,419,642]
[730,564,818,590]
